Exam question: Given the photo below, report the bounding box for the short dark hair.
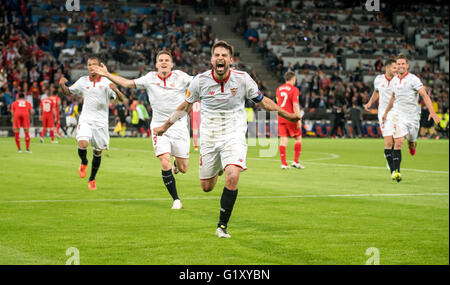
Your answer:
[156,50,173,61]
[211,40,234,57]
[18,93,25,99]
[87,56,102,65]
[284,71,296,82]
[396,53,408,63]
[385,58,396,67]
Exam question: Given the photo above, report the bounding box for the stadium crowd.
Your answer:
[234,0,449,137]
[1,0,449,138]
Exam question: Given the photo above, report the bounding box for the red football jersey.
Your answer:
[40,98,55,115]
[276,83,299,124]
[49,95,61,118]
[11,99,32,115]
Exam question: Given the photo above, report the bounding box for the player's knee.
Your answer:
[225,175,239,189]
[178,164,188,174]
[201,184,214,192]
[93,150,102,156]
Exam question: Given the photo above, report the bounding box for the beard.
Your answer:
[214,63,229,77]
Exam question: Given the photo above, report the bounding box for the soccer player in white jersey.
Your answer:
[90,50,192,210]
[153,41,301,238]
[382,54,440,182]
[364,58,397,175]
[59,57,126,190]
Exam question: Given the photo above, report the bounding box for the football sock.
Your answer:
[384,149,394,173]
[193,132,198,147]
[89,154,102,181]
[78,148,88,165]
[40,128,45,137]
[392,149,402,172]
[50,130,55,141]
[25,132,30,150]
[294,142,302,163]
[162,169,179,200]
[279,145,287,166]
[218,187,238,228]
[14,133,21,150]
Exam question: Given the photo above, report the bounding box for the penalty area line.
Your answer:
[0,193,448,204]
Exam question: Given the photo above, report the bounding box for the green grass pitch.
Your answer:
[0,137,448,265]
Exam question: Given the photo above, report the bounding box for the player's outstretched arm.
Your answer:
[91,63,136,89]
[259,96,301,123]
[418,87,440,124]
[364,90,379,111]
[153,101,193,136]
[109,83,126,102]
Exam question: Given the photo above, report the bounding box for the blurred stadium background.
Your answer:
[0,0,448,139]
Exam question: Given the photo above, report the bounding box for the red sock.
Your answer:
[50,130,55,141]
[279,145,287,166]
[193,132,198,147]
[25,132,30,150]
[41,128,46,137]
[294,142,302,163]
[14,133,21,150]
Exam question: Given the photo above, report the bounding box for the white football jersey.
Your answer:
[185,69,260,142]
[134,70,192,128]
[69,76,116,127]
[391,72,423,120]
[373,74,395,115]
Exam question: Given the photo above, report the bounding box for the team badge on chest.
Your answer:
[230,88,238,96]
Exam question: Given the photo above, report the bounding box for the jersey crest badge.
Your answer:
[230,88,238,96]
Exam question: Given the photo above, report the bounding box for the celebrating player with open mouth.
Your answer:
[59,57,126,190]
[90,50,193,210]
[382,54,440,182]
[153,41,301,238]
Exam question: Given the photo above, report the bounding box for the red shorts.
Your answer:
[42,114,55,128]
[278,121,302,138]
[13,114,30,129]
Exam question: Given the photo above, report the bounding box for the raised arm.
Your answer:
[258,96,301,123]
[153,100,193,136]
[418,87,440,124]
[364,90,379,111]
[91,63,136,89]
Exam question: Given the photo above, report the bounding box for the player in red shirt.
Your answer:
[11,93,34,153]
[49,90,62,137]
[276,71,304,169]
[39,96,57,143]
[191,100,201,151]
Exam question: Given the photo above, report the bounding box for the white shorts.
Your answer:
[76,122,110,151]
[66,116,77,127]
[378,113,394,137]
[152,125,190,158]
[199,139,248,180]
[392,114,420,142]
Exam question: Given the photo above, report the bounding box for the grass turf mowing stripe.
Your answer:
[0,192,447,204]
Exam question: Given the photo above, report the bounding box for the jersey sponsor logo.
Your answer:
[230,88,238,96]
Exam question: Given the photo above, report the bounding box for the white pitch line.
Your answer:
[0,193,447,204]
